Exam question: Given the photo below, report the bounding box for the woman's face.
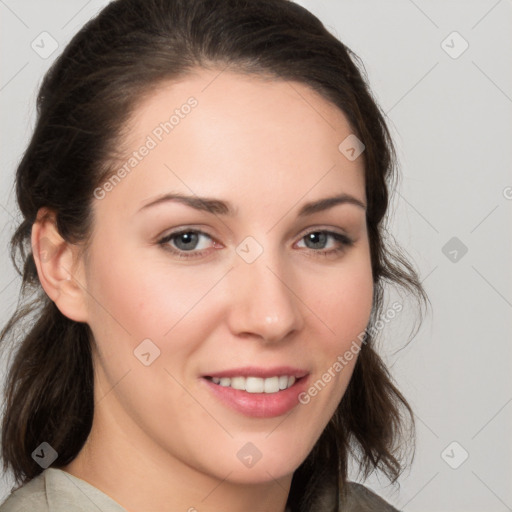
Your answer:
[78,68,373,486]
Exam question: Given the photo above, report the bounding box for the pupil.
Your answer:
[307,232,326,249]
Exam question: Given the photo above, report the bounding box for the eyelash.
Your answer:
[157,228,354,260]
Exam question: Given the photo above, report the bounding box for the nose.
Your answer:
[226,249,305,344]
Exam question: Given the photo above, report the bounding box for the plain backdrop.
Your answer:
[1,1,511,511]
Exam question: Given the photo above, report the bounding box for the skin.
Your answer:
[32,68,373,512]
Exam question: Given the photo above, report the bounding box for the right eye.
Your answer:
[157,229,220,259]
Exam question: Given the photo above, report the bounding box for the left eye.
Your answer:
[296,231,349,251]
[157,229,352,259]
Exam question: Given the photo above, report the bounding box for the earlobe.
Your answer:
[31,207,89,323]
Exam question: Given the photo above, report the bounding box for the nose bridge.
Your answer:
[227,240,304,342]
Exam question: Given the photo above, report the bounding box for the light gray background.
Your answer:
[1,1,511,511]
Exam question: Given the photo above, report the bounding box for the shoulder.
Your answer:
[341,481,401,512]
[0,468,127,512]
[0,471,48,512]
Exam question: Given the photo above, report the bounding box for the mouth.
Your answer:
[200,367,310,418]
[203,374,300,393]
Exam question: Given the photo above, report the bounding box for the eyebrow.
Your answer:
[138,192,366,216]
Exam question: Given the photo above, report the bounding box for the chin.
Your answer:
[220,463,298,486]
[205,441,311,485]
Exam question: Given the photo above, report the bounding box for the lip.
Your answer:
[202,366,309,379]
[201,368,310,418]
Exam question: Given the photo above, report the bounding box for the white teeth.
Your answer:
[264,376,279,393]
[208,375,298,393]
[245,377,264,393]
[279,375,289,390]
[230,376,245,390]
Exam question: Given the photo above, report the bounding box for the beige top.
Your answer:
[0,468,400,511]
[0,469,126,512]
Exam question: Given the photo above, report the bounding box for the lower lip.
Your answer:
[202,376,309,418]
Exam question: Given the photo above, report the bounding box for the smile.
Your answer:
[206,375,296,393]
[201,369,310,418]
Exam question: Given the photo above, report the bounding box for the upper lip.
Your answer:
[203,366,309,379]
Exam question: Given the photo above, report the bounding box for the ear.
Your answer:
[31,207,89,323]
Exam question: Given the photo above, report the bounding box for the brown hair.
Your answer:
[1,0,429,509]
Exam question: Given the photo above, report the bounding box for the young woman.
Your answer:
[0,0,428,510]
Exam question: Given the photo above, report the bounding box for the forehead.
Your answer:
[127,67,359,152]
[97,68,366,217]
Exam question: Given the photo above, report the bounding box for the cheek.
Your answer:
[302,251,373,404]
[293,278,370,465]
[309,254,374,350]
[83,238,227,363]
